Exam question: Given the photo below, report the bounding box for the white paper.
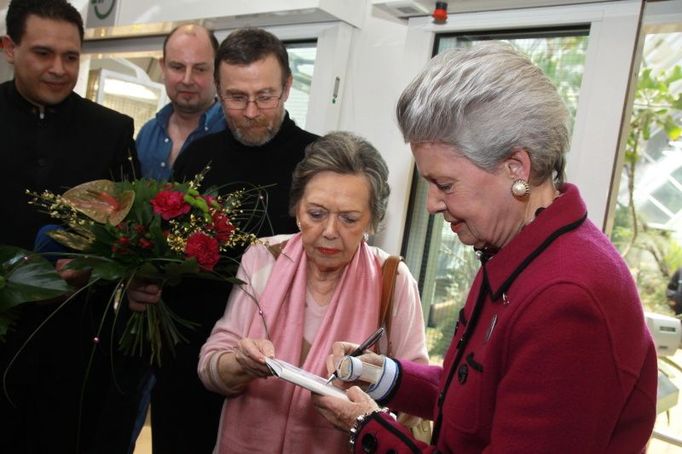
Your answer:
[264,357,349,400]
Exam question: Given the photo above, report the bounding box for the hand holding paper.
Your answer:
[235,337,275,379]
[265,357,349,400]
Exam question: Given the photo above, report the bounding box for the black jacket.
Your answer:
[0,80,138,249]
[0,80,139,454]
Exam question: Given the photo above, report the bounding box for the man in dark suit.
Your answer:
[0,0,138,452]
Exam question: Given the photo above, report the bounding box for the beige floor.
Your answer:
[132,409,152,454]
[132,352,682,454]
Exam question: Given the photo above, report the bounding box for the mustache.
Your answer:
[240,117,270,128]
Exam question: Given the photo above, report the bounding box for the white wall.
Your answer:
[335,8,413,254]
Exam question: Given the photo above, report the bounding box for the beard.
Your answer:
[172,93,214,116]
[227,109,285,146]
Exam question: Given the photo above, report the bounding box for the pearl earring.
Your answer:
[363,232,369,242]
[511,179,530,198]
[296,219,301,230]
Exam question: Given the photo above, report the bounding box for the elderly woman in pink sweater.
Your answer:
[198,131,428,453]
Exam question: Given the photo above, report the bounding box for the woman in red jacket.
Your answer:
[314,42,657,453]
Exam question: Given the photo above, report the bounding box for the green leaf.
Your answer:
[664,118,681,141]
[672,94,682,111]
[665,65,682,85]
[0,246,69,309]
[89,260,128,281]
[164,259,200,276]
[63,256,128,281]
[0,311,19,342]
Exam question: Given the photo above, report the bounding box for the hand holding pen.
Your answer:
[325,327,385,384]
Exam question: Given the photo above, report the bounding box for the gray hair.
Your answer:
[396,42,570,186]
[289,132,390,232]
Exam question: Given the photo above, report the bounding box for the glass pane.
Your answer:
[673,163,682,184]
[640,199,673,225]
[608,28,682,319]
[652,181,682,215]
[402,29,590,362]
[285,42,317,129]
[86,67,165,137]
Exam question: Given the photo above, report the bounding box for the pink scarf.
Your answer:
[217,233,383,453]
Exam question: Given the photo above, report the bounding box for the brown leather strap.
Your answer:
[379,255,403,355]
[266,240,289,259]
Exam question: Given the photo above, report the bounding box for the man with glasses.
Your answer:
[174,26,318,233]
[127,27,318,453]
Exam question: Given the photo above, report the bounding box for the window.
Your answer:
[284,41,317,129]
[609,30,682,313]
[402,28,589,361]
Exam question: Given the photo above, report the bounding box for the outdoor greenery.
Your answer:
[611,61,682,314]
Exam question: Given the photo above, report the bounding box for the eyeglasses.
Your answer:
[221,92,283,110]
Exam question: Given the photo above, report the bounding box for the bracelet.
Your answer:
[348,407,391,450]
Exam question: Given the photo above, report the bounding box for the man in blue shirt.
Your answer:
[136,23,225,180]
[122,23,225,453]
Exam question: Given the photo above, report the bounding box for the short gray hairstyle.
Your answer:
[396,42,570,186]
[289,132,390,232]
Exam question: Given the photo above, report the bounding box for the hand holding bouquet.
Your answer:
[28,171,262,365]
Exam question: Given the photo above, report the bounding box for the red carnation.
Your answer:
[150,191,191,220]
[212,213,235,243]
[184,232,220,270]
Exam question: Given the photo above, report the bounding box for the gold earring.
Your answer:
[511,179,530,198]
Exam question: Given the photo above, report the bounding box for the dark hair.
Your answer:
[214,27,291,87]
[6,0,84,44]
[289,132,390,233]
[162,24,219,61]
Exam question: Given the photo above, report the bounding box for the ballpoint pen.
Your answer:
[325,327,385,384]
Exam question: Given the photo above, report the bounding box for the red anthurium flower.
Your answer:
[150,191,191,220]
[184,232,220,270]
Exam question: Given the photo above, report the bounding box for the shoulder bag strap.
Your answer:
[266,240,289,259]
[379,255,403,356]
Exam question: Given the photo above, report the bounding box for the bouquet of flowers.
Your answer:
[27,171,263,365]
